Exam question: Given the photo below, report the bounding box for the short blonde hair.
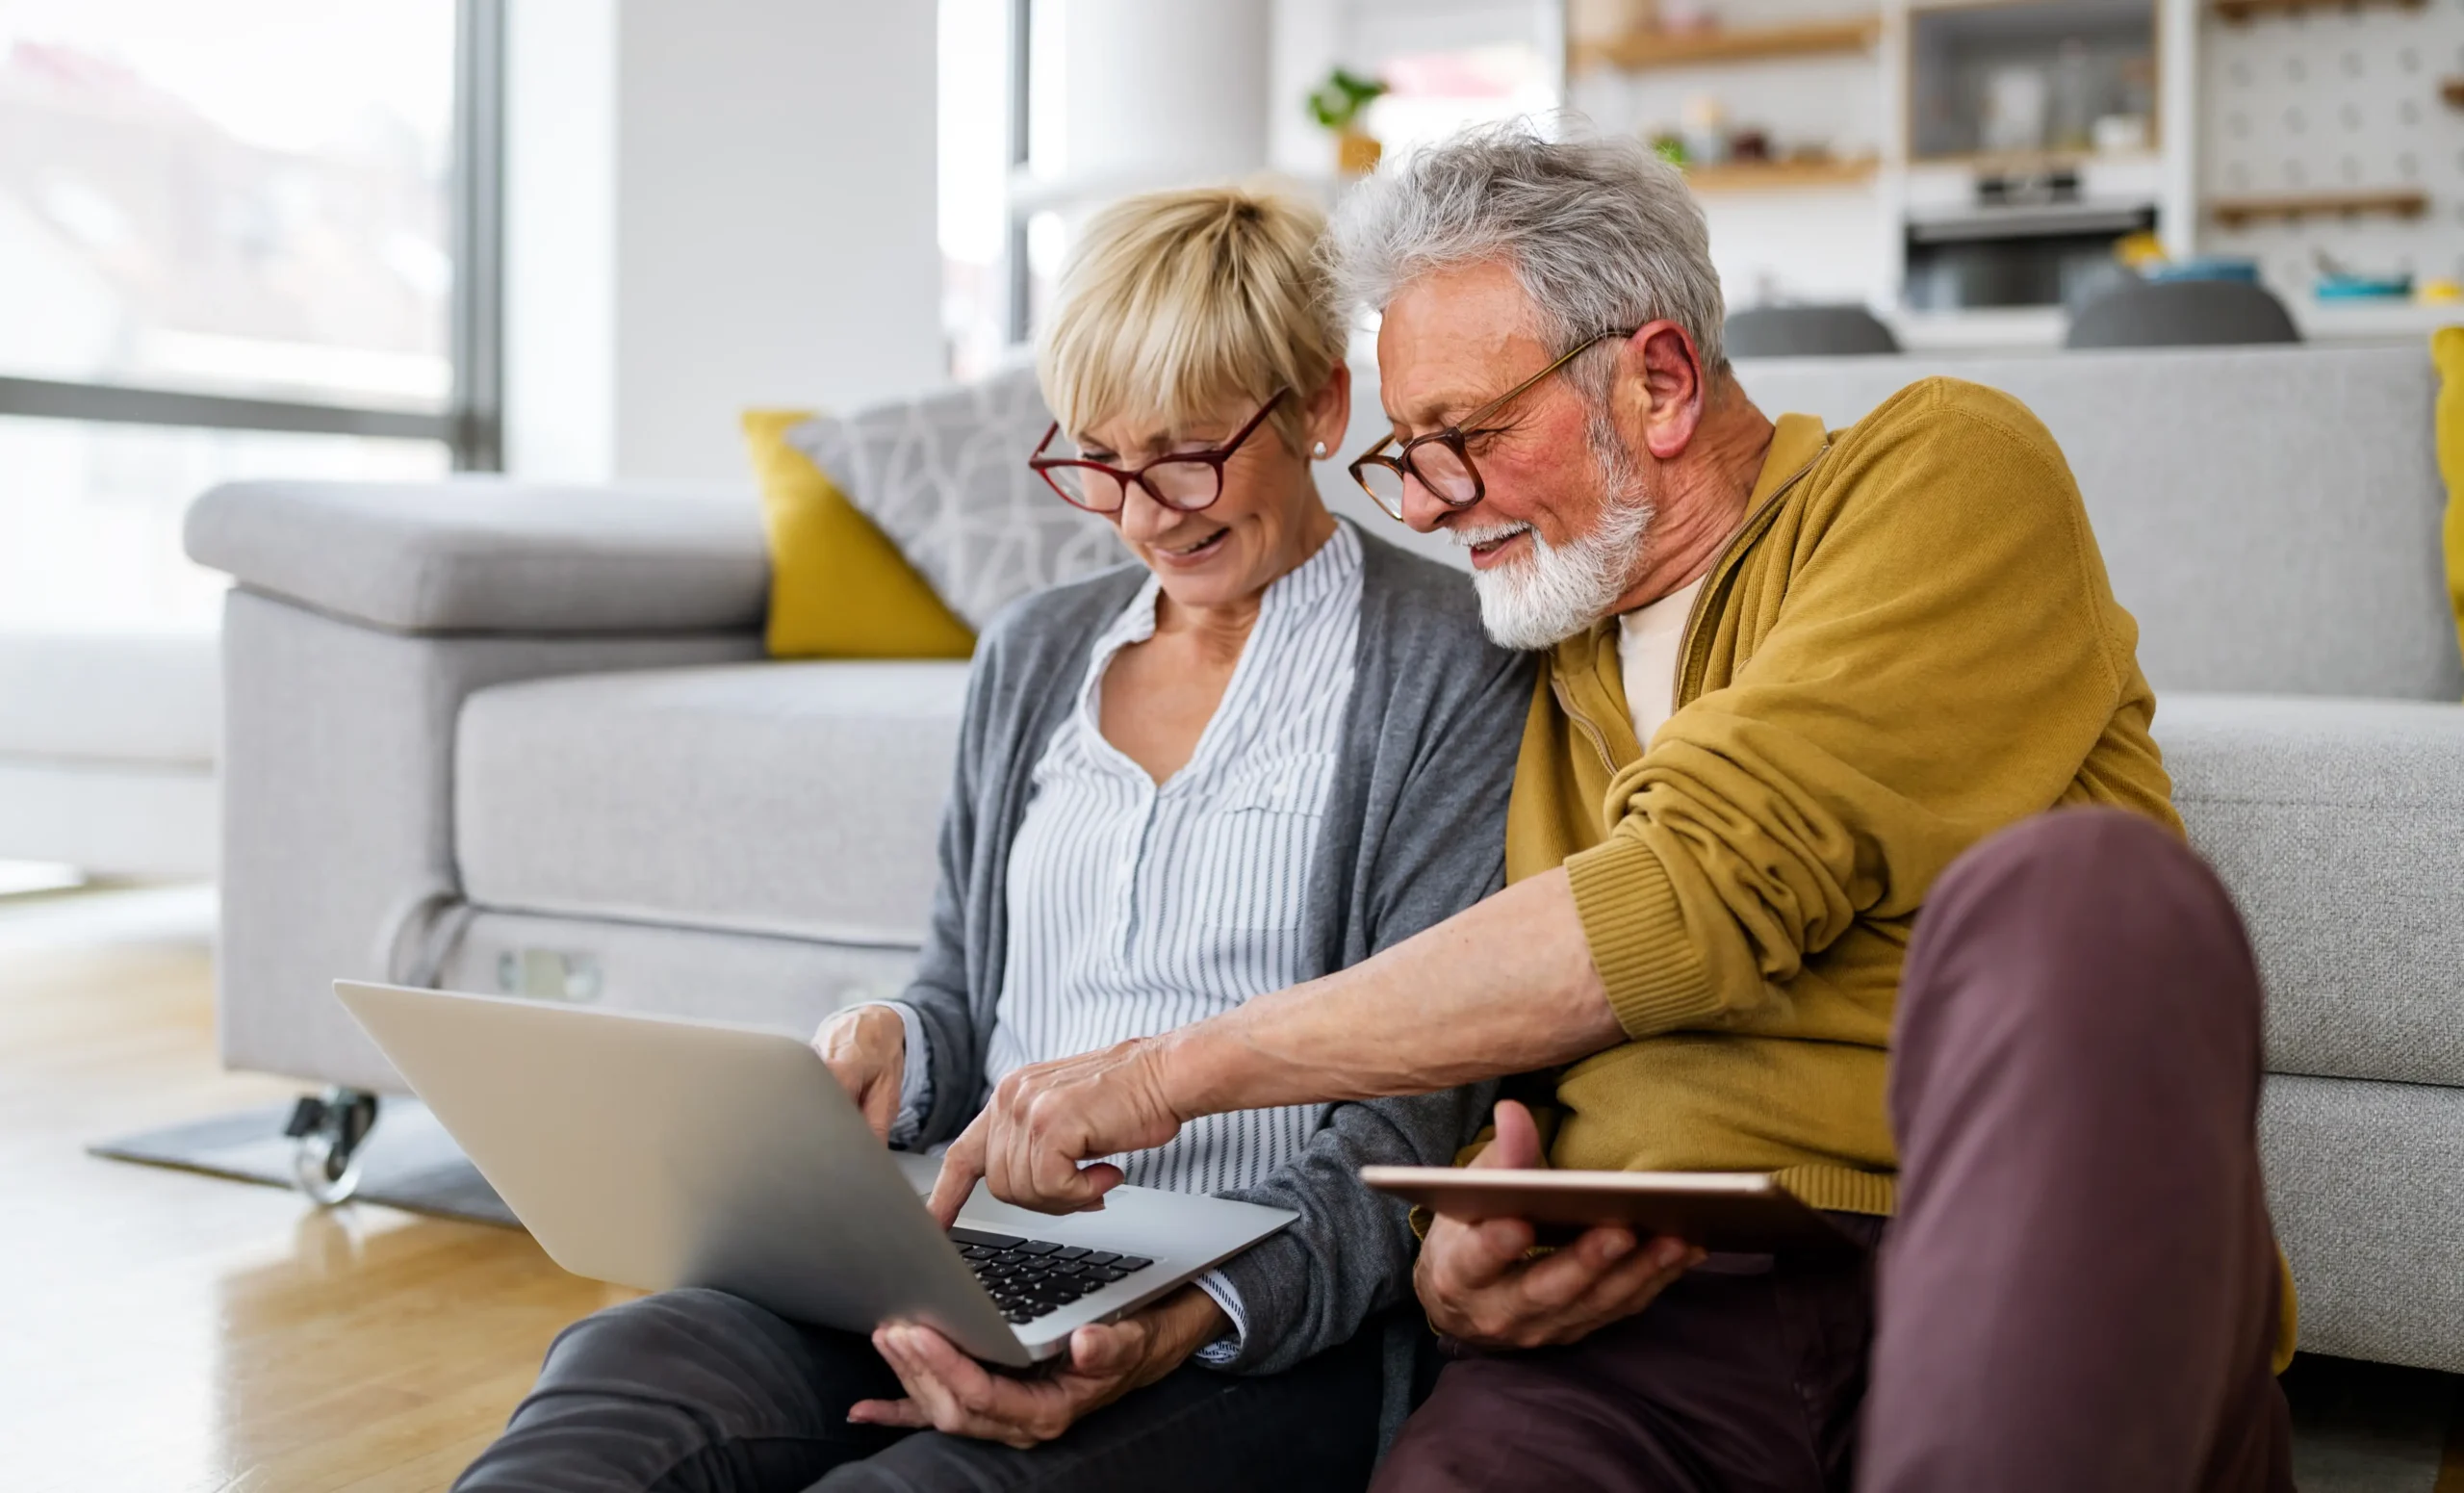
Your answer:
[1038,182,1343,457]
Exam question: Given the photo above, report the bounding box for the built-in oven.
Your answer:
[1903,172,2157,312]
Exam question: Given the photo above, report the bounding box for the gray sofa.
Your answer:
[184,343,2464,1373]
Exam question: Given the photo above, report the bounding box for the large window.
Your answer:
[937,0,1070,379]
[0,0,497,633]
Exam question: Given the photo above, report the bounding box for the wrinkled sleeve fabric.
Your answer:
[1566,387,2163,1040]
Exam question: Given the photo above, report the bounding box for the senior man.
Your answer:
[929,128,2294,1491]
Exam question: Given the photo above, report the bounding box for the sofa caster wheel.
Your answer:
[284,1088,380,1205]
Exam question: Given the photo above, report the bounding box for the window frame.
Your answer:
[1003,0,1033,347]
[0,0,507,472]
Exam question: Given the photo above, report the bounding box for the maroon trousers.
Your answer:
[1375,809,2295,1493]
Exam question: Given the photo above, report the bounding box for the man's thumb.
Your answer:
[1469,1099,1543,1171]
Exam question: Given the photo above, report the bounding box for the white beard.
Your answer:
[1454,465,1656,652]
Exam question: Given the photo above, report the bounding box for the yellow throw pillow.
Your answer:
[743,409,975,659]
[2436,328,2464,692]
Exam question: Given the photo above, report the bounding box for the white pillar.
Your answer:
[503,0,617,483]
[1028,0,1271,204]
[504,0,944,486]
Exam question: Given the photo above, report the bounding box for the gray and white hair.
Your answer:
[1325,120,1728,384]
[1327,122,1723,650]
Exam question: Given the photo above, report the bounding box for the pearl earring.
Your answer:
[1313,441,1328,458]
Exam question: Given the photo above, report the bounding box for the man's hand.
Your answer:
[811,1005,907,1143]
[925,1037,1185,1224]
[847,1286,1228,1448]
[1416,1100,1705,1350]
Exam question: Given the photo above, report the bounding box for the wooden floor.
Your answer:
[0,888,631,1493]
[12,885,2464,1492]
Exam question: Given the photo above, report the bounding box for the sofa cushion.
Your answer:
[454,660,967,945]
[743,408,976,660]
[1737,346,2461,701]
[186,479,770,634]
[2158,692,2464,1087]
[0,631,219,767]
[786,366,1123,630]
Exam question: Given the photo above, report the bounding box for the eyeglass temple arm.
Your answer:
[1027,421,1063,465]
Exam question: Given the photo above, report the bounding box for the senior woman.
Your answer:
[453,185,1531,1493]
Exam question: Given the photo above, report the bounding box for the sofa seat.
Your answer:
[455,659,968,946]
[2158,693,2464,1088]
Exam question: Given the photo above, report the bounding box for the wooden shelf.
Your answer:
[1910,148,2161,172]
[1684,157,1881,192]
[2208,190,2427,228]
[2212,0,2422,21]
[1574,16,1881,72]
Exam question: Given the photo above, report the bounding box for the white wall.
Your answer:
[504,0,944,487]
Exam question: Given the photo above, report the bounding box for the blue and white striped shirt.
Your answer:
[985,521,1360,1193]
[886,521,1364,1350]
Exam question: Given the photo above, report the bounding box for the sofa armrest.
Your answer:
[184,476,771,635]
[214,588,767,1092]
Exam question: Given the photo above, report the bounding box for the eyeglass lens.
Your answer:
[1411,442,1480,502]
[1356,462,1407,519]
[1045,456,1221,512]
[1359,440,1480,519]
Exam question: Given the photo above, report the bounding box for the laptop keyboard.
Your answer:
[948,1226,1155,1326]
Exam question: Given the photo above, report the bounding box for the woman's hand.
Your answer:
[810,1005,908,1143]
[846,1286,1229,1449]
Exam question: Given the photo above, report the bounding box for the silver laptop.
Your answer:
[334,980,1295,1367]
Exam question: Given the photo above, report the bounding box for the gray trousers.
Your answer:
[1374,809,2296,1492]
[455,1289,1384,1491]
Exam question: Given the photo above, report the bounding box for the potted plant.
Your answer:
[1308,66,1389,177]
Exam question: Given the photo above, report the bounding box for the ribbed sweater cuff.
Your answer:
[1564,831,1715,1040]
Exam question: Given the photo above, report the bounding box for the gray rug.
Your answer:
[90,1095,520,1228]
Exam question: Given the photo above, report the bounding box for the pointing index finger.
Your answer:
[926,1117,988,1227]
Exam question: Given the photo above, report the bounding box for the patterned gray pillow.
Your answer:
[784,366,1123,630]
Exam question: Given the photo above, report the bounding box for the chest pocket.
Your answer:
[1190,751,1334,932]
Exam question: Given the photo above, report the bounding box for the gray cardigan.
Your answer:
[897,522,1533,1377]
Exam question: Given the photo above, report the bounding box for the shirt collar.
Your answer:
[1090,517,1360,657]
[1547,411,1834,712]
[1077,516,1363,724]
[1271,516,1362,612]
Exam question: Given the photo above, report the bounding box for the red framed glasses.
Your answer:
[1028,391,1289,514]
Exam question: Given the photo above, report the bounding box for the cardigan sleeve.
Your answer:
[898,575,1139,1148]
[896,613,1009,1150]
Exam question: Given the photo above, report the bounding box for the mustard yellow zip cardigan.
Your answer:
[1506,377,2180,1214]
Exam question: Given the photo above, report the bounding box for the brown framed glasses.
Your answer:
[1029,391,1289,514]
[1348,329,1635,521]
